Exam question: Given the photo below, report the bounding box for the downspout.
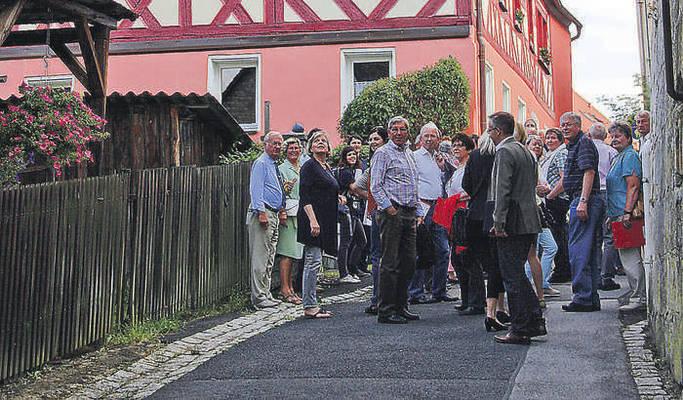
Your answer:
[476,0,487,133]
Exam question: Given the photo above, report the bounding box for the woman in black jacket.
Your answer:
[462,133,509,331]
[335,146,367,283]
[298,130,340,319]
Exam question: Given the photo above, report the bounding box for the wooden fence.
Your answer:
[0,163,252,382]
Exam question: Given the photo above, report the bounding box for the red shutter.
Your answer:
[527,0,534,41]
[513,0,521,12]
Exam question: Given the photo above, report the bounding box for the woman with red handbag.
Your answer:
[606,122,646,311]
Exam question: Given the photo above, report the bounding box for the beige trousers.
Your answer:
[617,247,647,306]
[248,209,280,306]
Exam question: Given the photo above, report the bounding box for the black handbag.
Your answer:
[416,223,435,270]
[450,207,469,246]
[539,201,556,228]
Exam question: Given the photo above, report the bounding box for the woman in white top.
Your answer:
[445,133,473,199]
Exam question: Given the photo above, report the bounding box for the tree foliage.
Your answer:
[597,74,648,129]
[339,57,471,140]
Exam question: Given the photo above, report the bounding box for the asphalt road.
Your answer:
[150,281,640,400]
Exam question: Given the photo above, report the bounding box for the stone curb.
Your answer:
[68,286,372,399]
[621,320,674,400]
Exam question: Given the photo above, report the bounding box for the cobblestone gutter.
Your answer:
[68,286,372,399]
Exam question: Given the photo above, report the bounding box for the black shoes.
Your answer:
[527,318,548,337]
[409,296,432,305]
[399,308,420,321]
[378,314,408,324]
[485,317,509,332]
[364,305,378,315]
[562,302,598,312]
[494,332,531,345]
[458,307,486,316]
[598,279,621,291]
[496,311,511,324]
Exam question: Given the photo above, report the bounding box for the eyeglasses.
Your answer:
[390,127,408,133]
[560,122,576,128]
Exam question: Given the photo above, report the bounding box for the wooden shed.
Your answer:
[95,91,250,175]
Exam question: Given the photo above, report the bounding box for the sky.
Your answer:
[561,0,641,113]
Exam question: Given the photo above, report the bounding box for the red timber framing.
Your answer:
[111,0,471,41]
[483,0,554,114]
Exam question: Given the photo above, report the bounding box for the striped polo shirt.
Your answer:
[563,131,601,198]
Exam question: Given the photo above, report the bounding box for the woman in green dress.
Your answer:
[276,138,305,304]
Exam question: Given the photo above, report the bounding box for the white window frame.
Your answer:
[517,97,527,123]
[485,62,495,117]
[340,48,396,112]
[208,54,261,132]
[501,81,511,113]
[24,74,75,90]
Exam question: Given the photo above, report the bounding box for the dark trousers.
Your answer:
[337,214,366,277]
[467,220,502,300]
[377,208,417,317]
[546,197,570,280]
[497,234,543,335]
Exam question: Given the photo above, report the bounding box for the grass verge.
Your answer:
[106,288,250,347]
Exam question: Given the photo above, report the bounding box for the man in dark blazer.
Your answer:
[487,112,546,345]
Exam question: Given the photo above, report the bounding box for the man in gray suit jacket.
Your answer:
[487,112,546,345]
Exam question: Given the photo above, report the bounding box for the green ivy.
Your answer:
[339,57,471,141]
[219,143,263,164]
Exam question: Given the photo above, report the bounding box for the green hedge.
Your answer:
[339,56,471,140]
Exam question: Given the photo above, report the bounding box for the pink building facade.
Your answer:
[0,0,597,144]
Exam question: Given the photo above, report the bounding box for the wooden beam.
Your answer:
[91,25,110,177]
[74,18,104,97]
[43,0,119,29]
[0,0,28,46]
[2,28,79,47]
[49,40,88,86]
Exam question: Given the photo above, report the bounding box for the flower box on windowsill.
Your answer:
[538,58,551,75]
[514,22,523,33]
[498,1,508,12]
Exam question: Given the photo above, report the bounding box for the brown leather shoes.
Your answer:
[494,332,531,345]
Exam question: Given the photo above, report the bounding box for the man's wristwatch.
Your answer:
[579,197,588,203]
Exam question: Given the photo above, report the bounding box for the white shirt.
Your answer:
[592,139,618,191]
[446,165,466,197]
[413,147,443,200]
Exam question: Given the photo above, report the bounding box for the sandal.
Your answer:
[304,308,332,319]
[285,294,302,305]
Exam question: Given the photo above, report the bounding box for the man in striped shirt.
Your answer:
[371,116,425,324]
[547,112,606,312]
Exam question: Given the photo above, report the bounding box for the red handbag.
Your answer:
[611,218,645,249]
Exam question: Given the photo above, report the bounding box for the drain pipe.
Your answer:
[476,0,487,133]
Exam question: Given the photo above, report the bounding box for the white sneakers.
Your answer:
[543,287,561,297]
[339,275,361,284]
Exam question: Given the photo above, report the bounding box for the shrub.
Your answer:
[219,142,262,164]
[0,83,108,185]
[339,57,471,140]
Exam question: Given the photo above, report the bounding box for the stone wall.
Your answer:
[647,0,683,385]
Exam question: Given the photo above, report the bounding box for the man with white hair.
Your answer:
[547,112,605,312]
[635,111,653,282]
[248,131,287,309]
[408,122,458,304]
[589,123,621,291]
[371,116,426,324]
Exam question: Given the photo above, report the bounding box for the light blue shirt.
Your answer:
[413,147,443,200]
[606,146,642,217]
[249,152,284,212]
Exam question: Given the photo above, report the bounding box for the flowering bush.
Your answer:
[0,83,108,185]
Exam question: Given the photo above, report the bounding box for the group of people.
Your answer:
[247,108,651,344]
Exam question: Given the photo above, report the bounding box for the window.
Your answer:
[485,63,495,116]
[517,98,527,122]
[341,48,395,111]
[502,82,511,113]
[208,54,261,132]
[24,75,74,91]
[536,12,548,49]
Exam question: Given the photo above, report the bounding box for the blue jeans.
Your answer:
[302,245,322,309]
[370,214,381,306]
[525,228,558,288]
[568,195,605,306]
[408,205,450,300]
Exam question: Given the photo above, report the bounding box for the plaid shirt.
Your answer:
[370,140,424,217]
